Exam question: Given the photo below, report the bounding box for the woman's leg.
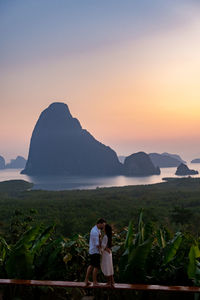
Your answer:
[111,275,115,285]
[104,276,110,286]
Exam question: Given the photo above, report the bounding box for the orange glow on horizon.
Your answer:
[1,5,200,160]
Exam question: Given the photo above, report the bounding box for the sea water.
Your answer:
[0,163,200,191]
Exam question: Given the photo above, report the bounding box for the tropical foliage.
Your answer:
[0,210,200,299]
[0,179,200,298]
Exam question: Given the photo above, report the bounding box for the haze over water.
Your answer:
[1,163,200,191]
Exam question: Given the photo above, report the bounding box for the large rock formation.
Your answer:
[149,153,183,168]
[124,152,160,176]
[22,102,122,175]
[175,163,198,176]
[0,156,5,169]
[191,158,200,163]
[6,156,27,169]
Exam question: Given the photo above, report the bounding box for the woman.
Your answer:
[101,224,114,286]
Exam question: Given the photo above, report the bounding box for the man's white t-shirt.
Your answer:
[89,225,101,255]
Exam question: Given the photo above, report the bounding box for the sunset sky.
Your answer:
[1,0,200,162]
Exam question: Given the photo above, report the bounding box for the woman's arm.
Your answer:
[101,235,108,251]
[105,247,111,253]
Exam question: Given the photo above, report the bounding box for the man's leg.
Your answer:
[84,265,93,285]
[93,267,98,285]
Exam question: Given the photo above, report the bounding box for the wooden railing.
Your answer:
[0,279,200,293]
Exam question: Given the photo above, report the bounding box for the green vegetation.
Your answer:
[0,178,200,298]
[0,178,200,237]
[0,210,200,299]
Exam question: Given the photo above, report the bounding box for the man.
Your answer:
[84,218,106,286]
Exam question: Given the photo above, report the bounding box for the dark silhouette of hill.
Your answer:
[21,102,122,175]
[162,152,186,164]
[175,163,198,176]
[0,180,33,194]
[191,158,200,163]
[0,156,5,169]
[6,156,27,169]
[120,152,185,169]
[149,153,183,168]
[124,152,160,176]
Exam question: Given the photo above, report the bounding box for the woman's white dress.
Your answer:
[101,235,114,276]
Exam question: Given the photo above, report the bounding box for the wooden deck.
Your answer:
[0,279,200,293]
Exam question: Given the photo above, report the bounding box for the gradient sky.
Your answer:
[1,0,200,162]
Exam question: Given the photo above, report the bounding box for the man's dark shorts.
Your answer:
[89,253,100,268]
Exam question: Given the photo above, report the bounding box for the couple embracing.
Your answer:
[84,218,114,287]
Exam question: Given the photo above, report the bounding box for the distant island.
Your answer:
[123,152,160,176]
[191,158,200,163]
[6,156,27,169]
[0,155,27,169]
[175,163,199,176]
[149,152,185,168]
[0,156,5,169]
[162,152,186,164]
[119,152,185,168]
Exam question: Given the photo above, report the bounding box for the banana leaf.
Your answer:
[5,244,34,278]
[163,232,182,265]
[188,245,200,280]
[128,237,153,266]
[31,225,54,254]
[138,210,144,233]
[5,225,54,279]
[14,225,42,250]
[124,220,134,250]
[124,238,153,281]
[0,236,10,263]
[46,239,64,266]
[135,210,145,247]
[157,228,166,249]
[33,237,64,280]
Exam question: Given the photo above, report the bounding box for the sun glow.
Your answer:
[1,1,200,159]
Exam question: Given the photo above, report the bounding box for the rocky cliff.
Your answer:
[175,163,198,176]
[124,152,160,176]
[22,102,122,175]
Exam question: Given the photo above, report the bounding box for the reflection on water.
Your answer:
[0,163,200,191]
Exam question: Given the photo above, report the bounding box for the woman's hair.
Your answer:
[105,224,112,249]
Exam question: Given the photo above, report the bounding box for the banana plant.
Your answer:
[0,236,10,263]
[188,244,200,300]
[0,237,10,277]
[5,224,54,279]
[163,231,182,265]
[62,233,89,281]
[188,244,200,284]
[121,211,183,284]
[120,211,153,282]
